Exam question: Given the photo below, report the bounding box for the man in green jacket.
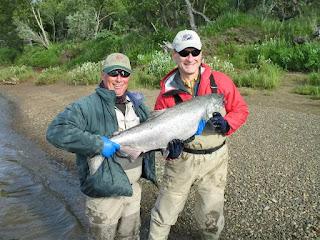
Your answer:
[46,53,156,240]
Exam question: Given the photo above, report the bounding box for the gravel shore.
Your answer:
[0,77,319,239]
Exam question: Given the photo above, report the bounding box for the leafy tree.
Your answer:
[66,0,121,40]
[0,0,23,49]
[124,0,232,32]
[66,10,97,40]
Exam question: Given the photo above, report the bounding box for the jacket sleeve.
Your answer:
[46,102,103,156]
[216,73,249,135]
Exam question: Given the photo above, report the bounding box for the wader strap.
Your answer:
[183,140,225,155]
[210,73,218,93]
[173,94,183,105]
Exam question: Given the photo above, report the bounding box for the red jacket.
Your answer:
[154,63,249,135]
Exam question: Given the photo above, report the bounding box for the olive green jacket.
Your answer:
[46,87,156,197]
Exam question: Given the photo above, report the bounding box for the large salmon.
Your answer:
[87,94,224,175]
[112,93,223,159]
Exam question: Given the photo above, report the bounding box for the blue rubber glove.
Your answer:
[195,119,206,135]
[208,112,230,134]
[101,136,120,158]
[167,139,184,159]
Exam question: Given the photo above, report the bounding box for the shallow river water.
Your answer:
[0,95,88,239]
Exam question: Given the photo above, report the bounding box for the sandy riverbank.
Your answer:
[1,79,319,239]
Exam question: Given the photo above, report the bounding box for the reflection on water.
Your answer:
[0,94,87,239]
[0,158,82,239]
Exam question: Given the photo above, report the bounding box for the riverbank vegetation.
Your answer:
[0,0,319,98]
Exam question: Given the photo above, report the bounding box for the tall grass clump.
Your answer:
[294,72,320,99]
[233,57,282,89]
[66,62,101,85]
[35,67,66,85]
[308,72,320,86]
[0,65,34,84]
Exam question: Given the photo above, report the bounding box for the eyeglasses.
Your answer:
[178,49,201,57]
[107,69,130,78]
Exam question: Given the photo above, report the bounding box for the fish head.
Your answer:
[204,94,224,120]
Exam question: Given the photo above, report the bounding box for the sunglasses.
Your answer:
[178,49,201,57]
[107,69,130,78]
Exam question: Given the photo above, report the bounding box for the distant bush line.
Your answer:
[0,12,319,98]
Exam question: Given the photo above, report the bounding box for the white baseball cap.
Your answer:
[172,30,202,52]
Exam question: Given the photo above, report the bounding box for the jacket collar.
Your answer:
[95,86,116,104]
[163,70,188,96]
[162,64,212,96]
[96,85,144,110]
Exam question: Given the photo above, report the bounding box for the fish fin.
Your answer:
[118,146,142,162]
[112,131,121,136]
[87,155,104,175]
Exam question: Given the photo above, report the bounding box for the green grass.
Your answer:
[294,72,320,99]
[0,47,20,65]
[0,65,35,84]
[201,11,259,36]
[130,68,158,89]
[261,15,317,40]
[35,67,66,85]
[308,72,320,86]
[232,58,283,89]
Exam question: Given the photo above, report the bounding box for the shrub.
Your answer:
[233,57,282,89]
[134,51,175,88]
[121,33,157,65]
[145,51,175,79]
[35,67,65,85]
[67,33,122,68]
[0,47,19,64]
[205,56,235,74]
[16,45,61,67]
[0,65,34,84]
[66,61,101,85]
[251,39,320,72]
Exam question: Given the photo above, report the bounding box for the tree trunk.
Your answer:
[184,0,197,30]
[94,9,101,39]
[31,5,50,48]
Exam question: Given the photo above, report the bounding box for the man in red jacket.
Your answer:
[148,30,249,240]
